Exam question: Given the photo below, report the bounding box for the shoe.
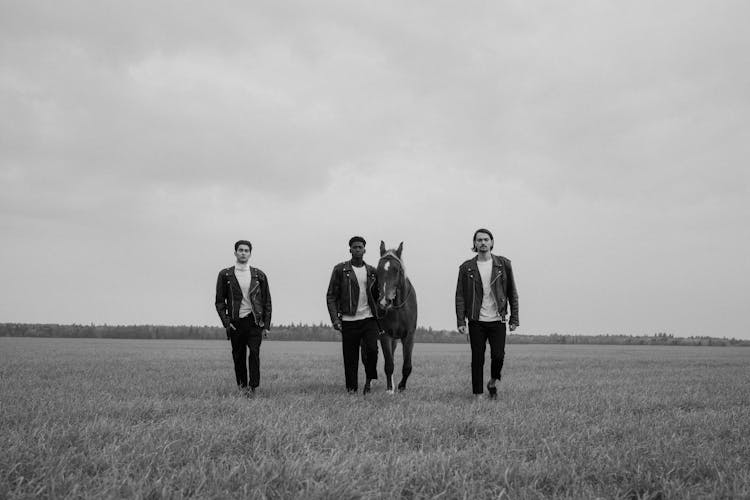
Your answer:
[486,381,497,399]
[363,380,372,395]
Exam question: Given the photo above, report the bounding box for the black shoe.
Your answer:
[487,382,497,399]
[363,380,372,395]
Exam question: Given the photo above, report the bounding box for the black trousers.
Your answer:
[468,320,507,394]
[230,316,263,389]
[341,318,379,391]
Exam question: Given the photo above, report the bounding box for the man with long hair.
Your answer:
[455,229,519,398]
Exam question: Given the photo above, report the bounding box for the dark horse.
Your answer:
[376,241,417,392]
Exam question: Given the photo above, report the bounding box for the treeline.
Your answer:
[1,323,748,346]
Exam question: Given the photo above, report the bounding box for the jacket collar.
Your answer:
[470,255,503,285]
[343,260,370,273]
[225,265,257,274]
[224,266,259,287]
[471,254,502,268]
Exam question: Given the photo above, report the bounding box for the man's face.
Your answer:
[474,233,493,252]
[349,242,366,259]
[234,244,251,263]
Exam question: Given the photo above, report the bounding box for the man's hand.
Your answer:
[225,323,236,340]
[333,321,342,331]
[263,329,270,339]
[509,324,517,332]
[458,325,468,335]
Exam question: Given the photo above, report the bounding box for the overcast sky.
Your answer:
[1,1,748,339]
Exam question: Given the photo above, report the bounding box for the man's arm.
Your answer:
[455,266,467,333]
[215,272,232,339]
[261,272,272,331]
[326,266,342,329]
[505,259,519,329]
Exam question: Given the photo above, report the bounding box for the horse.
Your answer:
[375,241,417,393]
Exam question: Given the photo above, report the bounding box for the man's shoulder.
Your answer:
[332,260,350,272]
[218,266,234,276]
[459,257,477,269]
[493,254,512,265]
[250,266,267,277]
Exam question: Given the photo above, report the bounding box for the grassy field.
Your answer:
[1,338,748,499]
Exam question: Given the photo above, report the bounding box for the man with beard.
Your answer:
[455,229,519,399]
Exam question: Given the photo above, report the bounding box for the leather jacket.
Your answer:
[326,260,380,324]
[455,254,519,328]
[215,266,272,331]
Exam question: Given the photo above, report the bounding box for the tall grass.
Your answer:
[1,338,748,499]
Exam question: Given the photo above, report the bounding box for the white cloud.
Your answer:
[1,1,749,338]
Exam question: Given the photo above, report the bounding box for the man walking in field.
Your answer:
[326,236,380,394]
[455,228,519,399]
[215,240,272,396]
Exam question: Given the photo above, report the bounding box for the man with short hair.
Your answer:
[326,236,380,394]
[215,240,272,395]
[455,229,519,399]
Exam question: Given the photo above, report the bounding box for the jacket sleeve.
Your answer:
[505,259,519,327]
[261,273,272,329]
[326,266,341,325]
[215,271,230,329]
[455,266,467,328]
[369,265,380,317]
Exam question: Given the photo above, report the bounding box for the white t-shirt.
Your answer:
[341,264,373,321]
[234,265,255,319]
[477,259,501,321]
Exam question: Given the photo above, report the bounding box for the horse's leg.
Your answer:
[380,335,395,392]
[398,333,414,391]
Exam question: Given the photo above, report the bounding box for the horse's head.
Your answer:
[377,241,406,311]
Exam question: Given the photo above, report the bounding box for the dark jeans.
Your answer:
[341,318,379,391]
[468,320,507,394]
[229,315,263,389]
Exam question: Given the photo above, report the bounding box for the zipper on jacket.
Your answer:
[249,271,260,320]
[470,268,477,319]
[472,284,477,318]
[490,267,502,286]
[228,273,235,321]
[347,271,353,312]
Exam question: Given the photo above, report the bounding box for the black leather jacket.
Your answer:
[455,255,519,328]
[326,260,379,324]
[215,266,272,331]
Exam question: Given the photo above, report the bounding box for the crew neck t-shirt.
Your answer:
[477,259,501,321]
[234,265,255,320]
[341,264,373,321]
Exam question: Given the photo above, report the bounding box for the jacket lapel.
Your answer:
[490,255,503,285]
[469,257,482,292]
[225,267,240,293]
[249,266,259,294]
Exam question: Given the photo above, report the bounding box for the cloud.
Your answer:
[1,1,749,337]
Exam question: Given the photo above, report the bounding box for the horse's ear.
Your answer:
[396,241,403,258]
[380,240,386,257]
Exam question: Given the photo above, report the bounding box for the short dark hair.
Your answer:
[348,236,366,247]
[472,228,494,252]
[234,240,253,252]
